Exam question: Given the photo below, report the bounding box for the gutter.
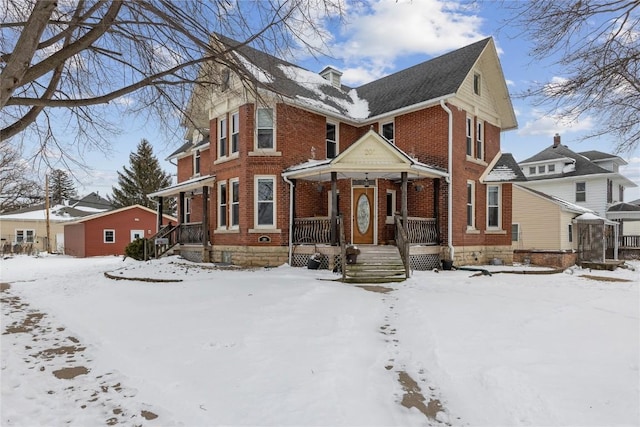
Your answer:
[282,174,295,265]
[440,99,455,261]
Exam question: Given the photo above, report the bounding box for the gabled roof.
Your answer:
[283,129,447,181]
[483,153,527,183]
[578,150,627,165]
[67,204,175,225]
[70,192,113,211]
[607,202,640,212]
[356,38,491,117]
[514,185,595,215]
[519,144,611,180]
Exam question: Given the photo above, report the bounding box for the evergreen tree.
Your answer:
[109,139,174,214]
[49,169,77,205]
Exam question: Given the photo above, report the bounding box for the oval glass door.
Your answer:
[357,194,370,234]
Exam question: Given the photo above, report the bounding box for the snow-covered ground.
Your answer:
[1,255,638,426]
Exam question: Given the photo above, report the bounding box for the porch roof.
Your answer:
[148,175,216,198]
[282,129,448,182]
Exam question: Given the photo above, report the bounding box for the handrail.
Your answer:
[339,214,346,281]
[144,223,179,260]
[293,217,332,244]
[395,215,411,278]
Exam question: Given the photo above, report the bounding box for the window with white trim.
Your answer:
[529,166,536,175]
[538,165,545,174]
[511,223,520,242]
[326,122,337,158]
[568,224,573,243]
[548,164,556,173]
[231,111,239,154]
[15,229,35,243]
[255,176,275,228]
[487,185,501,229]
[382,122,394,144]
[467,181,475,228]
[257,108,274,149]
[576,182,586,202]
[230,178,240,228]
[194,149,201,175]
[104,229,115,243]
[476,121,483,160]
[218,181,227,228]
[219,116,228,158]
[466,117,473,156]
[386,190,396,224]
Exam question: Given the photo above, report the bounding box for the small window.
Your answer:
[511,224,519,242]
[221,69,231,91]
[548,164,555,173]
[104,229,115,243]
[184,197,191,223]
[218,181,227,228]
[230,179,240,227]
[467,181,475,228]
[476,121,483,160]
[194,150,201,175]
[529,167,536,175]
[607,179,613,203]
[473,73,481,95]
[487,185,500,228]
[568,224,573,243]
[219,117,228,158]
[576,182,586,202]
[386,190,396,224]
[257,108,274,149]
[538,165,546,174]
[382,122,394,144]
[466,117,473,156]
[15,229,35,243]
[231,111,239,154]
[326,122,337,158]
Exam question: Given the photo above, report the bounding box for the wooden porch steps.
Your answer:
[344,245,406,283]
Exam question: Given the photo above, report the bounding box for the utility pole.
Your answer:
[45,173,51,253]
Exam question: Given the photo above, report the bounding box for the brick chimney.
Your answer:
[553,133,561,148]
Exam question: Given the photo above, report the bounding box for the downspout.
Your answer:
[282,174,295,265]
[440,99,455,262]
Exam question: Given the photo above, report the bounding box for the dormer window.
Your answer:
[529,167,536,175]
[538,165,545,174]
[548,164,555,173]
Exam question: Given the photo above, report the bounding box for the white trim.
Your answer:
[15,229,35,244]
[103,229,115,244]
[350,181,378,245]
[476,120,484,161]
[467,180,476,230]
[218,115,228,159]
[466,116,473,157]
[256,107,275,151]
[217,180,228,229]
[381,120,395,144]
[486,184,502,230]
[230,178,240,229]
[254,175,277,229]
[326,120,339,159]
[230,110,240,154]
[193,149,201,176]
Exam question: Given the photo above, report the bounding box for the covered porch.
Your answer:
[283,130,448,277]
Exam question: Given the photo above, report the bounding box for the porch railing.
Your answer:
[180,222,205,244]
[607,234,640,248]
[293,217,332,244]
[394,216,411,278]
[405,217,438,244]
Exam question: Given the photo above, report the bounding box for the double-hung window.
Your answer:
[16,229,35,243]
[476,121,483,160]
[382,122,394,144]
[231,112,239,154]
[218,181,227,228]
[466,117,473,156]
[194,150,201,175]
[466,181,475,228]
[487,185,501,229]
[511,224,520,242]
[230,178,240,228]
[576,182,586,202]
[386,190,396,224]
[255,176,275,228]
[104,229,115,243]
[219,116,228,158]
[326,122,337,158]
[257,108,274,149]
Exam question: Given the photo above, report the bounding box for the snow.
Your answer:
[0,206,83,221]
[484,165,518,182]
[2,255,639,426]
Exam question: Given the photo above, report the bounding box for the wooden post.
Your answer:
[202,186,209,246]
[401,172,408,234]
[331,172,338,245]
[179,192,185,224]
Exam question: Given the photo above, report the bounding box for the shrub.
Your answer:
[124,238,151,261]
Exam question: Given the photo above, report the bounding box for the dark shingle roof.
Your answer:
[166,140,193,160]
[607,202,640,212]
[485,153,527,182]
[356,38,491,117]
[519,144,611,180]
[71,192,113,210]
[578,150,619,162]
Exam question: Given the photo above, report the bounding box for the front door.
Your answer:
[353,187,375,244]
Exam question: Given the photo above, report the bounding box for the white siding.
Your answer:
[520,177,609,217]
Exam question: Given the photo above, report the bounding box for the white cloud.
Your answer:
[517,109,594,137]
[327,0,485,85]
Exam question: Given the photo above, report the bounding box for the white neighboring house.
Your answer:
[518,134,637,219]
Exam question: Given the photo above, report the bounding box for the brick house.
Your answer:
[149,36,518,272]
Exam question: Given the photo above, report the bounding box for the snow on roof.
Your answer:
[0,205,87,221]
[485,165,519,182]
[235,52,274,84]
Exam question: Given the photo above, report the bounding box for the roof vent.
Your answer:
[320,66,342,88]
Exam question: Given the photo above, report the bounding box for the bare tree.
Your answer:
[0,144,43,213]
[504,0,640,153]
[1,0,342,161]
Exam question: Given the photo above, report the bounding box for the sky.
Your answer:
[24,0,639,201]
[2,254,638,426]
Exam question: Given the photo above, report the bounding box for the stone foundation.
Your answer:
[513,250,577,269]
[209,245,289,267]
[447,245,514,266]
